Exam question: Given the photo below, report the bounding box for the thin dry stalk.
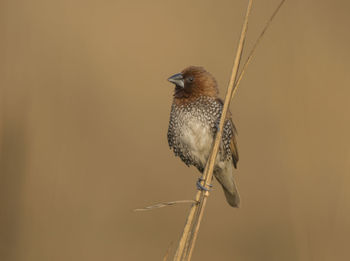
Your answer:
[173,1,253,260]
[173,0,286,260]
[180,1,253,260]
[134,200,196,212]
[173,190,203,260]
[163,242,173,261]
[236,0,286,87]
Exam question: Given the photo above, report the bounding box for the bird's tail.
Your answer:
[214,162,240,207]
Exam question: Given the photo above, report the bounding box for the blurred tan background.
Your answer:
[1,0,349,260]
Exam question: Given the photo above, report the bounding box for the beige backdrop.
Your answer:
[1,0,350,260]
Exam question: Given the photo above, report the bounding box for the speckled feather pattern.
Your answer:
[167,96,235,173]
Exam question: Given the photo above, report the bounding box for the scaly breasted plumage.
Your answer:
[167,66,240,207]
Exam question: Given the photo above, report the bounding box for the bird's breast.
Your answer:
[168,97,225,171]
[178,114,214,168]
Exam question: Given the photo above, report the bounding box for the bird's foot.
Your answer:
[196,177,213,191]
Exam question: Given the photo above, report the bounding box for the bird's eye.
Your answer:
[188,76,194,82]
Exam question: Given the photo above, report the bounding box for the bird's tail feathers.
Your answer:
[214,162,240,207]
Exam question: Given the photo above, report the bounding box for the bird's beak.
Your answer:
[168,73,184,88]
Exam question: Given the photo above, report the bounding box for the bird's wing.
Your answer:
[229,117,239,168]
[216,98,239,168]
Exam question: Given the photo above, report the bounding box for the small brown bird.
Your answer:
[167,66,240,207]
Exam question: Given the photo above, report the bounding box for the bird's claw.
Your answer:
[196,177,213,191]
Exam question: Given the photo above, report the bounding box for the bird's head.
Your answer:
[167,66,218,102]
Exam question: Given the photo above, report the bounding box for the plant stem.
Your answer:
[173,1,253,260]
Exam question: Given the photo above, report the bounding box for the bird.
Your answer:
[167,66,240,207]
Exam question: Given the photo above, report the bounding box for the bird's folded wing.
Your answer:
[216,98,239,169]
[229,118,239,169]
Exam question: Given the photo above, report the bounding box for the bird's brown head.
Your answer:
[167,66,218,104]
